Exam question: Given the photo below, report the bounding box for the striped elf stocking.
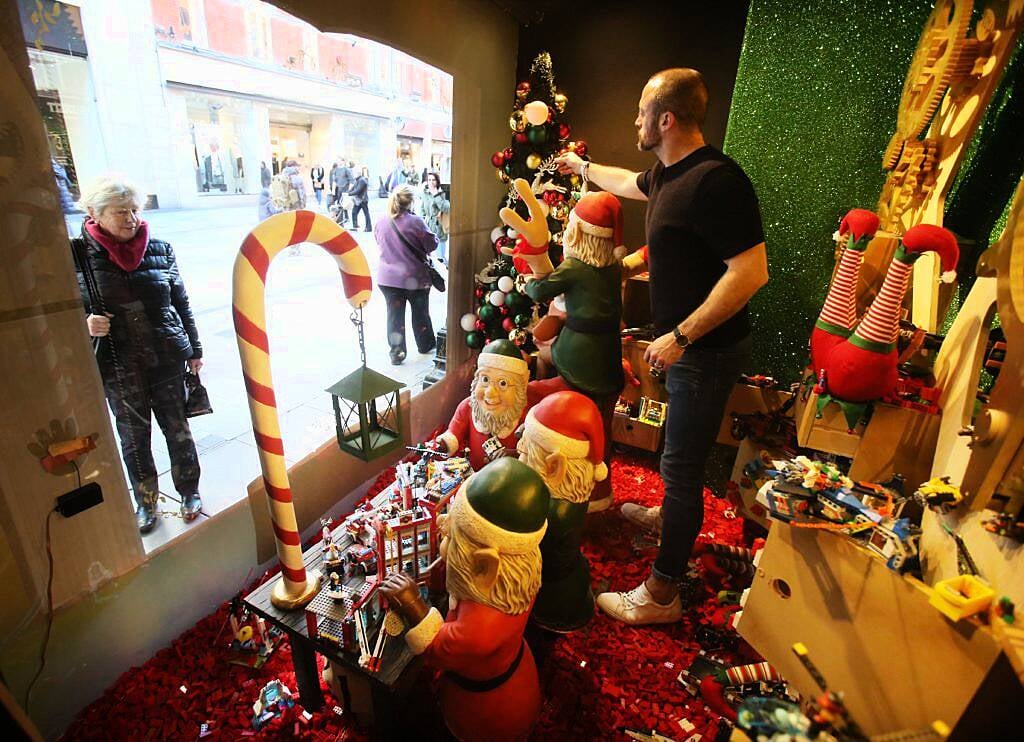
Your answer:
[810,209,880,376]
[825,224,959,404]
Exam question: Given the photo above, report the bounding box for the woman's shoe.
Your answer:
[181,492,203,521]
[390,351,406,365]
[136,503,157,533]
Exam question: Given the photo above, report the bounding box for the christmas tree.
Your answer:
[460,52,589,351]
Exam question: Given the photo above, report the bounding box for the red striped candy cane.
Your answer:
[233,210,372,609]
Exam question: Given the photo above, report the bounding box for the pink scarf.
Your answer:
[85,218,150,272]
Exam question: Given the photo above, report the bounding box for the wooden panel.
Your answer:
[715,383,793,447]
[728,439,772,529]
[620,338,667,407]
[794,388,862,458]
[611,411,662,452]
[738,525,1004,736]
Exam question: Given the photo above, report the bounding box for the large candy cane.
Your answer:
[233,210,372,609]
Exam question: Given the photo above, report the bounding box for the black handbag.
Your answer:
[184,369,213,417]
[388,218,446,292]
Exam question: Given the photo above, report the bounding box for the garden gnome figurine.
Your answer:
[518,390,608,631]
[436,338,561,470]
[502,178,624,510]
[380,457,550,742]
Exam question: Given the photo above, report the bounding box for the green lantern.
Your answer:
[327,309,405,461]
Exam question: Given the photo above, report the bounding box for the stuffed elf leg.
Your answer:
[810,208,880,376]
[825,224,959,411]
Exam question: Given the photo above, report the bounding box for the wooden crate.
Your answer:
[738,525,1018,736]
[611,410,663,452]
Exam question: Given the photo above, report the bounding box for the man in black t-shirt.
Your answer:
[555,68,768,626]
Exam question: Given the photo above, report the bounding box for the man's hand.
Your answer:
[86,313,113,337]
[554,151,585,176]
[379,572,430,624]
[644,332,685,371]
[187,358,204,374]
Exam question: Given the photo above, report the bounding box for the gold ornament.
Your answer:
[509,110,526,133]
[554,92,568,113]
[552,203,569,220]
[570,175,581,187]
[496,169,510,183]
[566,141,577,152]
[526,153,542,170]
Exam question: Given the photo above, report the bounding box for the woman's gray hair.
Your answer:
[78,174,144,215]
[387,184,415,217]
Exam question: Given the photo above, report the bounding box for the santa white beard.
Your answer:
[468,377,527,437]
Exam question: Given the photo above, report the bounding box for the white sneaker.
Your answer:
[596,581,682,625]
[621,503,662,534]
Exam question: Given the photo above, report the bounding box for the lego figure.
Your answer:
[435,338,562,471]
[251,679,295,731]
[517,390,607,631]
[380,458,550,742]
[501,179,625,510]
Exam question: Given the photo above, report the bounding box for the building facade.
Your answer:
[19,0,453,209]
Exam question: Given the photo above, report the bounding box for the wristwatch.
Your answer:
[673,326,691,349]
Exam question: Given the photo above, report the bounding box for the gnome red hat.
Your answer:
[570,191,624,255]
[524,390,608,481]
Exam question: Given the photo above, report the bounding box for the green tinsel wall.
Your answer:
[724,0,934,381]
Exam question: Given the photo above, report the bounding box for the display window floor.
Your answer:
[65,449,754,740]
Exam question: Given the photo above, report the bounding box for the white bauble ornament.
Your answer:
[497,276,515,293]
[489,290,506,307]
[524,100,550,126]
[460,313,478,332]
[506,228,518,239]
[490,225,506,244]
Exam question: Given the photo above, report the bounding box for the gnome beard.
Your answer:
[518,436,596,504]
[469,373,528,438]
[441,510,542,615]
[562,216,618,267]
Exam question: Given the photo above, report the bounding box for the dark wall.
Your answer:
[517,1,752,247]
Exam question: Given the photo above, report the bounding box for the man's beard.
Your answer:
[637,125,660,152]
[443,519,542,615]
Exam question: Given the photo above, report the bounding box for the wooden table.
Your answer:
[243,536,422,733]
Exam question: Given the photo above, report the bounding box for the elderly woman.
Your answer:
[373,184,438,365]
[72,175,203,533]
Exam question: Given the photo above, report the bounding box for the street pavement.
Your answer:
[75,197,448,551]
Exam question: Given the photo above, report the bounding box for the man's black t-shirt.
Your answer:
[636,145,764,350]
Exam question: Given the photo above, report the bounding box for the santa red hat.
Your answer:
[570,191,624,257]
[523,390,608,481]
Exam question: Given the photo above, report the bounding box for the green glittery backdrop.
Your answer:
[723,0,934,381]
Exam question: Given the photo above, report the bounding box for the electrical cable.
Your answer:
[23,507,57,714]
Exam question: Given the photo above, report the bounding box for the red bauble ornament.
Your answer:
[491,152,504,168]
[516,81,530,98]
[474,319,486,331]
[575,141,588,158]
[502,318,515,331]
[542,191,553,205]
[474,287,485,299]
[502,147,514,162]
[500,305,510,316]
[558,123,571,140]
[514,132,528,144]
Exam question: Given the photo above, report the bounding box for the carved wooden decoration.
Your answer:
[957,176,1024,510]
[859,0,1023,331]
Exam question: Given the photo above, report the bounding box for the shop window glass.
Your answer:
[186,92,256,195]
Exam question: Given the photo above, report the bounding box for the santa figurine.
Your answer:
[380,457,550,742]
[436,338,562,471]
[518,390,608,632]
[501,179,625,511]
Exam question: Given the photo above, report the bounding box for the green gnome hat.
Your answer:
[478,339,530,378]
[453,457,550,554]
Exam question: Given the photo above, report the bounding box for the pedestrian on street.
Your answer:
[373,184,438,365]
[332,158,353,224]
[420,172,450,264]
[555,68,769,626]
[282,159,306,209]
[258,186,280,221]
[349,166,372,232]
[261,161,272,188]
[72,174,205,533]
[311,164,325,207]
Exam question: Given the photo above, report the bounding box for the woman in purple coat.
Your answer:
[373,184,438,364]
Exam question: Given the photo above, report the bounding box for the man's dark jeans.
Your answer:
[652,336,751,582]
